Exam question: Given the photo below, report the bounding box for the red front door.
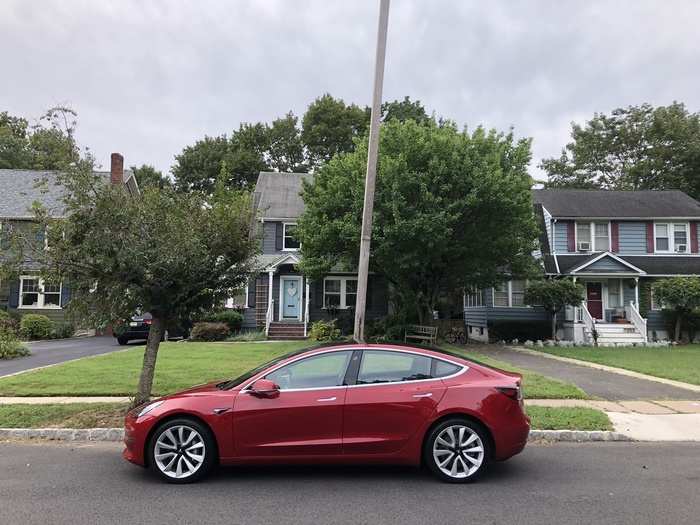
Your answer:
[586,282,603,320]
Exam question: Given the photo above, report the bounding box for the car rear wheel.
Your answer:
[117,336,129,345]
[148,418,216,483]
[424,418,490,483]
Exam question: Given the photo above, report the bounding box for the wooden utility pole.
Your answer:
[353,0,390,343]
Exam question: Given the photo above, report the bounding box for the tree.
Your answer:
[524,279,584,340]
[297,119,539,324]
[266,112,307,172]
[542,102,700,199]
[0,106,79,170]
[5,155,258,406]
[652,277,700,342]
[301,94,370,169]
[381,96,430,124]
[130,164,172,190]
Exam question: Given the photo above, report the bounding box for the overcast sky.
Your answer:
[3,0,700,180]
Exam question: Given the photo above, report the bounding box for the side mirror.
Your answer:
[250,378,280,398]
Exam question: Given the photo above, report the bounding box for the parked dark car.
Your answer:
[114,313,189,345]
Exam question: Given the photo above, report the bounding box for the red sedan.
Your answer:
[123,343,530,483]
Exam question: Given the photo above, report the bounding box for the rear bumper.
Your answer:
[493,412,530,461]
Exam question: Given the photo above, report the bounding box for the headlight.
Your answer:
[137,400,164,418]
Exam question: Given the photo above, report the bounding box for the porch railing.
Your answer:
[625,300,648,342]
[265,299,275,336]
[578,304,596,342]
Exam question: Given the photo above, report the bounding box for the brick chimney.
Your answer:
[110,153,124,185]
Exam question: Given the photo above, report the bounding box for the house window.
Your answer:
[493,280,528,308]
[465,289,483,308]
[282,223,300,251]
[19,276,62,309]
[650,289,663,310]
[655,223,688,253]
[576,223,591,251]
[594,222,609,251]
[225,285,248,309]
[323,277,357,309]
[608,281,621,308]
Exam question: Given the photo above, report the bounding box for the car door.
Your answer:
[342,350,447,455]
[233,350,353,457]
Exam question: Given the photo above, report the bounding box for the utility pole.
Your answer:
[353,0,390,343]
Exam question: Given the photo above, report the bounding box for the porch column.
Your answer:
[268,270,274,321]
[634,277,639,308]
[304,278,311,337]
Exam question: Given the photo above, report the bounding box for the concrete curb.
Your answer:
[511,346,700,393]
[0,428,632,443]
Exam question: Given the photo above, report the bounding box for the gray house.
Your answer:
[0,153,138,325]
[465,189,700,344]
[239,172,388,338]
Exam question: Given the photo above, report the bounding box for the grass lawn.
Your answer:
[535,345,700,386]
[0,341,309,397]
[443,345,589,399]
[0,403,611,431]
[525,406,612,431]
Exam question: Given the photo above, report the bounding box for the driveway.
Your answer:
[476,346,697,400]
[0,441,698,525]
[0,336,136,377]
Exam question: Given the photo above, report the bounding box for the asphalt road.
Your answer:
[0,336,139,377]
[0,441,698,525]
[475,346,697,400]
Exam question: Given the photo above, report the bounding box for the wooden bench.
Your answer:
[404,324,438,345]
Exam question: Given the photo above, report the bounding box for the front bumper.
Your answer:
[122,412,151,466]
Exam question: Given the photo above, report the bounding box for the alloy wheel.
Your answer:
[432,424,485,479]
[154,425,206,479]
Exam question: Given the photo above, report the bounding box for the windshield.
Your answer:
[217,346,313,390]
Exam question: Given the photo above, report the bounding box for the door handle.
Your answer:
[317,397,337,402]
[413,393,433,398]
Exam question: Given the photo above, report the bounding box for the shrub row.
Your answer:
[0,310,74,341]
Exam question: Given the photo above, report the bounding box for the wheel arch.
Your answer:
[421,412,495,463]
[144,412,220,467]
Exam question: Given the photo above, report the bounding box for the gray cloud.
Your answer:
[3,0,700,180]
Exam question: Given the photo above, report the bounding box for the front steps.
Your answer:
[586,322,645,345]
[268,322,307,340]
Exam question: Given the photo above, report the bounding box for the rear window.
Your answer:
[432,359,461,378]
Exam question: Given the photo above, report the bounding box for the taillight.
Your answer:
[496,387,520,400]
[144,319,152,325]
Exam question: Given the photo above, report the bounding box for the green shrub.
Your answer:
[0,331,30,359]
[487,320,551,342]
[204,310,243,333]
[308,319,341,341]
[19,314,55,340]
[52,323,75,340]
[365,315,408,342]
[0,310,19,335]
[190,322,230,341]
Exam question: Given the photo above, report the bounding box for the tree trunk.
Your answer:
[551,310,557,341]
[132,315,163,408]
[675,314,682,342]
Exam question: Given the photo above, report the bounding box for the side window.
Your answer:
[266,351,352,390]
[432,359,461,378]
[357,351,432,384]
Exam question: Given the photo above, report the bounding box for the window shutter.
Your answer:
[313,280,323,308]
[566,222,575,252]
[646,222,654,253]
[60,283,71,307]
[8,280,19,308]
[275,223,283,251]
[247,278,256,308]
[691,222,699,254]
[611,221,619,252]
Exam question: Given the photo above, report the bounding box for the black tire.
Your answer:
[117,336,129,346]
[147,418,217,484]
[424,418,491,483]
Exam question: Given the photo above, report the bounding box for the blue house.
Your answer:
[239,172,389,338]
[465,189,700,344]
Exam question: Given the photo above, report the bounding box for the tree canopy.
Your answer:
[297,119,538,323]
[0,107,79,170]
[524,279,584,339]
[652,277,700,342]
[130,164,172,190]
[542,102,700,199]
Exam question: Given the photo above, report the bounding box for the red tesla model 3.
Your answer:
[123,343,530,483]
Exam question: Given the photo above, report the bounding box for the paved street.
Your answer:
[0,336,137,378]
[0,441,698,525]
[475,345,697,400]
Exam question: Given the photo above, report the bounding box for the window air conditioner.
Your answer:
[578,242,591,251]
[676,244,687,253]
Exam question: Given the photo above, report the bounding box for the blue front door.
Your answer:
[282,278,301,319]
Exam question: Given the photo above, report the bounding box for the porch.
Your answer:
[258,254,310,339]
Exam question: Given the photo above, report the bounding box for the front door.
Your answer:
[281,277,301,319]
[233,351,353,457]
[586,282,603,320]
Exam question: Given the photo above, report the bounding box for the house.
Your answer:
[465,189,700,344]
[0,153,138,325]
[239,172,389,339]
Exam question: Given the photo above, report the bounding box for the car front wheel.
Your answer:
[117,336,129,345]
[424,418,490,483]
[148,418,216,483]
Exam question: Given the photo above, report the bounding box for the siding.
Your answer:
[262,221,280,254]
[464,307,488,328]
[618,222,647,254]
[577,257,634,273]
[464,286,548,328]
[553,222,569,252]
[623,283,636,305]
[646,311,666,333]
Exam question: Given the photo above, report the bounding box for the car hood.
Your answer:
[160,381,231,400]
